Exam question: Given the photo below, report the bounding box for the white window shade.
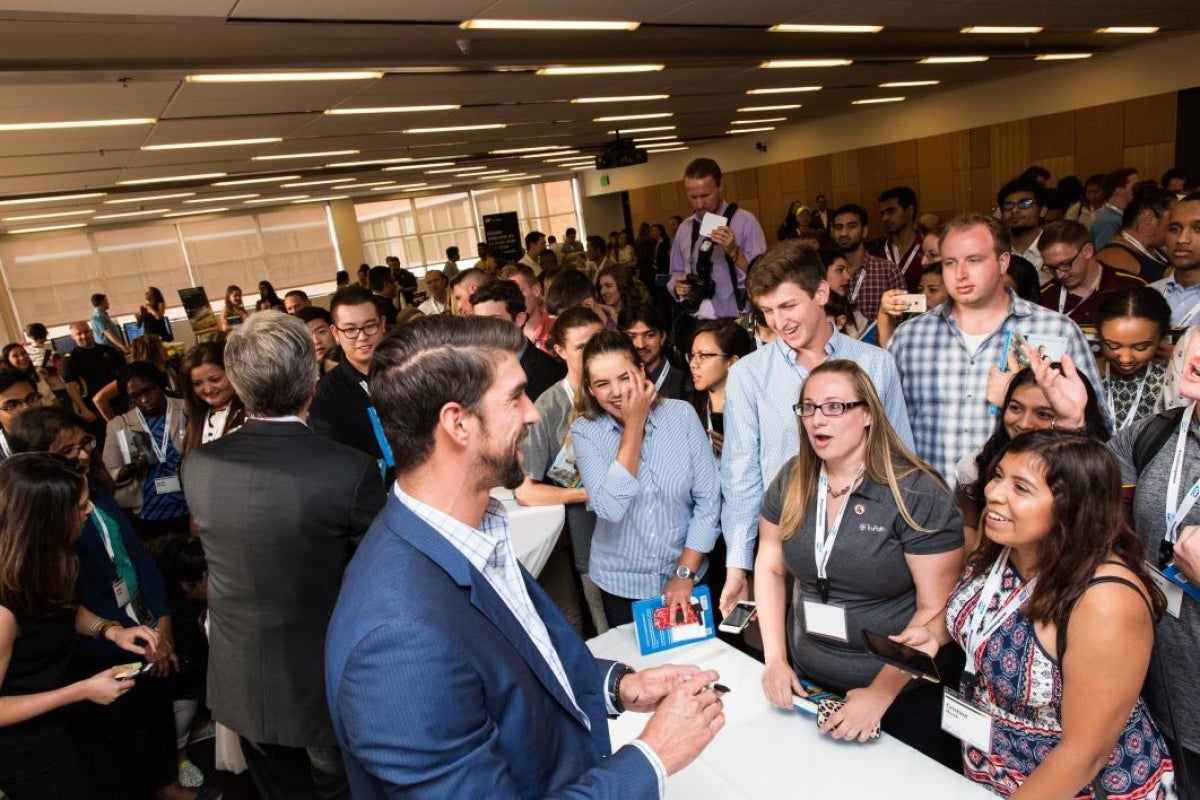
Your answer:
[0,233,105,326]
[93,227,190,315]
[258,207,339,287]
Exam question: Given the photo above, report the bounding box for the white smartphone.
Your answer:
[896,293,927,314]
[718,600,757,633]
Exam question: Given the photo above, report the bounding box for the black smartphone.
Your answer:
[862,630,940,683]
[710,412,724,436]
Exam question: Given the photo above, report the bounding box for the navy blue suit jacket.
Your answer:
[325,493,659,799]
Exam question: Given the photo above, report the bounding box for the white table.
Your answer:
[494,492,564,577]
[588,627,992,800]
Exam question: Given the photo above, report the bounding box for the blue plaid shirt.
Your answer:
[720,332,912,571]
[887,290,1103,480]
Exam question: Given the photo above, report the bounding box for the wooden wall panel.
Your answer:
[1125,143,1176,184]
[803,155,830,201]
[989,120,1032,193]
[1124,93,1176,146]
[1074,102,1126,179]
[917,134,956,216]
[781,158,808,194]
[1030,111,1075,160]
[952,170,974,219]
[971,167,994,213]
[831,151,859,187]
[970,127,991,168]
[885,140,919,181]
[951,130,972,172]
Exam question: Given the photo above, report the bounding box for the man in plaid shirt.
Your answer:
[832,203,906,320]
[887,213,1103,481]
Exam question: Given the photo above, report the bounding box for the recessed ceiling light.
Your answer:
[185,71,383,83]
[371,183,422,191]
[253,150,359,161]
[604,125,676,134]
[402,183,453,192]
[727,126,775,134]
[537,64,663,75]
[571,95,669,104]
[768,24,882,33]
[93,208,171,220]
[570,165,594,170]
[737,104,802,112]
[852,96,906,104]
[245,196,310,204]
[346,181,398,188]
[731,117,787,124]
[644,146,689,153]
[594,113,673,122]
[163,208,228,218]
[460,19,639,31]
[497,175,535,182]
[631,135,678,143]
[118,173,227,186]
[554,159,596,166]
[402,124,506,134]
[0,118,154,133]
[1035,53,1093,60]
[382,162,456,172]
[183,194,260,204]
[469,170,511,178]
[212,175,302,186]
[2,209,94,222]
[324,104,461,115]
[0,192,107,206]
[760,59,852,68]
[428,166,485,174]
[1096,26,1158,34]
[292,196,349,204]
[326,157,413,168]
[141,137,282,151]
[545,154,596,162]
[491,146,570,154]
[961,26,1042,34]
[280,178,356,188]
[880,80,940,88]
[919,56,989,64]
[521,149,578,159]
[747,85,822,95]
[6,222,89,234]
[104,192,194,204]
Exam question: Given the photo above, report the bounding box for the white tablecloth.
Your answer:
[501,497,564,577]
[587,627,992,800]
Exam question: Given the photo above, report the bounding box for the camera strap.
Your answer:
[689,203,745,311]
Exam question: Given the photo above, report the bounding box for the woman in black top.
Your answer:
[0,453,159,800]
[139,287,171,341]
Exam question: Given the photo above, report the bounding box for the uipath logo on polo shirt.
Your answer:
[859,523,885,532]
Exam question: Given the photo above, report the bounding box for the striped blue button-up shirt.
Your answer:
[571,399,721,600]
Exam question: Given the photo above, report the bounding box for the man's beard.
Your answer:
[482,448,525,491]
[1008,222,1036,236]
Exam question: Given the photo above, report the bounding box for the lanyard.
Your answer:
[0,430,9,458]
[360,380,395,469]
[652,363,670,392]
[1105,362,1150,431]
[134,406,172,462]
[1119,232,1167,265]
[886,238,919,273]
[849,266,867,304]
[1057,268,1103,316]
[813,464,863,600]
[90,507,140,624]
[1177,295,1200,327]
[1165,401,1200,545]
[963,549,1036,675]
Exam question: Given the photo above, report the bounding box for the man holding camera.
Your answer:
[668,158,767,320]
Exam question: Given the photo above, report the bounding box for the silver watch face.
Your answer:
[676,566,692,579]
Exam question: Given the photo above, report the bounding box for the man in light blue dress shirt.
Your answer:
[720,240,912,615]
[1151,193,1200,327]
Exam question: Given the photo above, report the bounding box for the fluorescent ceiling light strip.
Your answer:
[402,183,452,191]
[469,171,510,178]
[727,126,775,134]
[350,181,398,188]
[852,96,905,104]
[537,64,662,76]
[880,80,939,87]
[491,145,570,154]
[747,85,822,94]
[104,192,194,204]
[497,175,534,181]
[737,104,802,112]
[521,150,578,159]
[142,137,281,151]
[3,210,94,222]
[186,71,382,83]
[0,118,154,132]
[292,196,349,204]
[961,26,1042,33]
[632,135,678,143]
[253,150,359,161]
[731,117,787,124]
[212,175,301,186]
[118,173,227,186]
[371,183,422,191]
[572,94,668,104]
[163,208,229,217]
[760,59,852,68]
[594,112,672,122]
[183,194,260,204]
[93,208,171,220]
[768,24,882,33]
[1096,27,1158,34]
[427,166,485,174]
[6,223,88,234]
[324,104,460,115]
[326,157,413,168]
[546,155,597,163]
[604,126,675,134]
[383,162,455,172]
[570,165,594,171]
[402,124,505,134]
[0,192,107,206]
[460,19,639,31]
[245,195,309,204]
[919,56,989,64]
[1035,53,1092,61]
[644,146,689,153]
[280,179,356,188]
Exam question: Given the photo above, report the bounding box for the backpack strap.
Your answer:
[1132,407,1186,477]
[721,203,746,312]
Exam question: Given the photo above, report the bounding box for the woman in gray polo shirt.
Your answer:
[755,359,964,766]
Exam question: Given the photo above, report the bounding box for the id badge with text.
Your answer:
[941,689,993,754]
[801,599,848,642]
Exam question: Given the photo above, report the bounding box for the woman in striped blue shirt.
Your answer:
[571,331,721,628]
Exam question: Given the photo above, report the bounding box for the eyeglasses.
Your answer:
[55,435,96,459]
[334,320,383,339]
[794,400,868,418]
[686,351,728,365]
[1001,198,1037,212]
[0,391,42,412]
[1049,249,1083,274]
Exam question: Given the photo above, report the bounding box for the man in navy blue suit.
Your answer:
[326,315,725,799]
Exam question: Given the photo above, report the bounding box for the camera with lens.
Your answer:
[680,238,717,312]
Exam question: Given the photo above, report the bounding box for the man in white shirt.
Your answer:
[519,231,546,273]
[997,177,1049,285]
[417,270,448,315]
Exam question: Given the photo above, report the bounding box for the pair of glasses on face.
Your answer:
[793,400,868,418]
[1001,198,1037,212]
[686,351,729,365]
[0,391,42,412]
[55,435,96,460]
[1050,249,1084,274]
[334,320,383,339]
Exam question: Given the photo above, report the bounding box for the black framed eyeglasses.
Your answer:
[1001,198,1037,212]
[794,400,868,418]
[0,391,42,412]
[686,351,728,364]
[1050,249,1084,273]
[55,435,96,459]
[334,319,383,339]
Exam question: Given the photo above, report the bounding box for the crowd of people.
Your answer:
[0,154,1199,800]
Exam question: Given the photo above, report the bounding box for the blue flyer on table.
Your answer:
[632,585,716,656]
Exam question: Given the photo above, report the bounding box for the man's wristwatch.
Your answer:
[608,663,636,714]
[675,564,697,581]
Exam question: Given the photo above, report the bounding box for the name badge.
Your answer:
[941,689,993,753]
[1147,562,1184,619]
[153,475,182,495]
[802,599,848,642]
[112,578,131,607]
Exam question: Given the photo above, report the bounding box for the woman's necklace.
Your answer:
[826,464,865,498]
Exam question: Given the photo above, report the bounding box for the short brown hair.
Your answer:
[684,157,722,184]
[939,213,1012,260]
[745,240,825,300]
[1038,219,1090,252]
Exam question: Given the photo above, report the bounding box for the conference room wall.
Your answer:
[624,92,1177,244]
